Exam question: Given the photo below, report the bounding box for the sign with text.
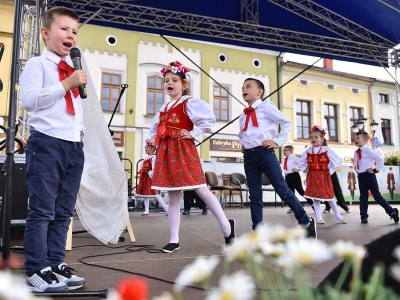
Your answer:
[210,138,241,152]
[112,131,125,147]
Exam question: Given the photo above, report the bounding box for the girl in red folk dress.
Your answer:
[149,61,235,253]
[136,139,168,216]
[299,125,347,225]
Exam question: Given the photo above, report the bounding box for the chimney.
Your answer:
[323,58,333,69]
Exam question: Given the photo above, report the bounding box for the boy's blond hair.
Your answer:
[283,145,294,153]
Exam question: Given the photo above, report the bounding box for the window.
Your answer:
[300,80,308,86]
[352,88,359,94]
[349,107,361,143]
[213,85,229,121]
[381,119,392,145]
[327,84,334,90]
[147,75,165,115]
[324,104,338,142]
[379,93,389,103]
[101,73,122,111]
[296,100,311,139]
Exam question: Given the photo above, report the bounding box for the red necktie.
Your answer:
[356,148,362,169]
[242,106,259,132]
[58,60,78,115]
[283,157,288,170]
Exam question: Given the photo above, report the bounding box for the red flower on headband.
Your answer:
[309,125,326,136]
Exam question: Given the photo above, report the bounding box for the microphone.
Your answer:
[69,47,87,99]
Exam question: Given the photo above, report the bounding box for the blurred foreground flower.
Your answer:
[390,246,400,282]
[330,240,367,263]
[0,271,50,300]
[205,270,256,300]
[107,277,148,300]
[174,256,220,292]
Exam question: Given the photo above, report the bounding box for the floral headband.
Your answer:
[145,138,155,147]
[160,61,190,84]
[309,125,326,136]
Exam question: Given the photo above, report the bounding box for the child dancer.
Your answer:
[136,139,168,216]
[354,131,399,224]
[150,61,235,253]
[299,126,347,224]
[238,78,316,239]
[282,145,313,213]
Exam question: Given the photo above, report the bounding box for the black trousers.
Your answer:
[285,172,313,206]
[325,172,349,211]
[183,190,206,210]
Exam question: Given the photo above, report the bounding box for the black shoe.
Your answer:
[305,217,317,240]
[361,217,368,224]
[224,219,236,246]
[287,208,293,213]
[52,263,85,290]
[202,207,208,215]
[323,209,330,214]
[163,243,180,253]
[390,208,399,223]
[182,210,190,215]
[26,267,68,293]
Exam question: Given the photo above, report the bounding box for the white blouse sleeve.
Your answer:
[148,156,156,179]
[186,98,216,143]
[298,149,309,172]
[327,147,342,175]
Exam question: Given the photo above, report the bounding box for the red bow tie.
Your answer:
[58,60,78,115]
[242,106,259,132]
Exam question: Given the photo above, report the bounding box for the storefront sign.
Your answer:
[112,131,125,147]
[210,138,241,152]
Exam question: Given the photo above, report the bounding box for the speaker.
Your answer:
[0,154,29,225]
[319,228,400,296]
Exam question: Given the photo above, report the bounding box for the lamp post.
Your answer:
[351,116,379,148]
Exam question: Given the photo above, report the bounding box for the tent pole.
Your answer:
[1,0,22,263]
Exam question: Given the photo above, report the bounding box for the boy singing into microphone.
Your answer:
[19,7,87,293]
[238,78,316,239]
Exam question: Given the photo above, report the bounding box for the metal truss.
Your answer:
[45,0,390,65]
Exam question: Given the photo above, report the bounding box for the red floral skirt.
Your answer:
[152,137,206,191]
[304,170,334,200]
[136,173,157,196]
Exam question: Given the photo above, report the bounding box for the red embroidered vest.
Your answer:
[307,151,329,171]
[157,100,194,139]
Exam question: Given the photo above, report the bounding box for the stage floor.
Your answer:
[9,203,400,300]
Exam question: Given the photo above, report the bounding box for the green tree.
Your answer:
[384,151,400,166]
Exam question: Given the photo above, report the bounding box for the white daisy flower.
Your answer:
[174,256,220,292]
[275,238,332,272]
[260,241,285,258]
[0,271,46,300]
[151,291,174,300]
[330,240,367,262]
[223,233,256,262]
[392,246,400,261]
[205,271,256,300]
[255,223,305,244]
[171,66,178,73]
[390,263,400,283]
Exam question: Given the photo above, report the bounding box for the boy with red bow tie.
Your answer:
[354,131,398,224]
[238,78,316,239]
[19,6,87,293]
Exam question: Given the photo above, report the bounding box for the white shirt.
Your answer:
[19,49,85,142]
[238,99,291,149]
[150,95,215,143]
[299,146,342,175]
[283,154,301,175]
[353,145,383,173]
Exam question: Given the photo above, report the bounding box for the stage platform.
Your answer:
[8,204,400,300]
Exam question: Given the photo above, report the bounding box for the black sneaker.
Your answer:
[323,209,330,214]
[202,207,208,215]
[52,263,85,290]
[390,208,399,223]
[182,210,190,215]
[361,217,368,224]
[26,267,68,293]
[287,208,293,213]
[305,217,317,240]
[224,219,236,246]
[163,243,180,253]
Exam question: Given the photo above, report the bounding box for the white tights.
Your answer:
[167,187,231,243]
[143,195,168,214]
[314,199,345,222]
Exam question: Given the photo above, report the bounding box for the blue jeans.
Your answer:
[244,146,310,229]
[358,172,393,219]
[24,131,84,276]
